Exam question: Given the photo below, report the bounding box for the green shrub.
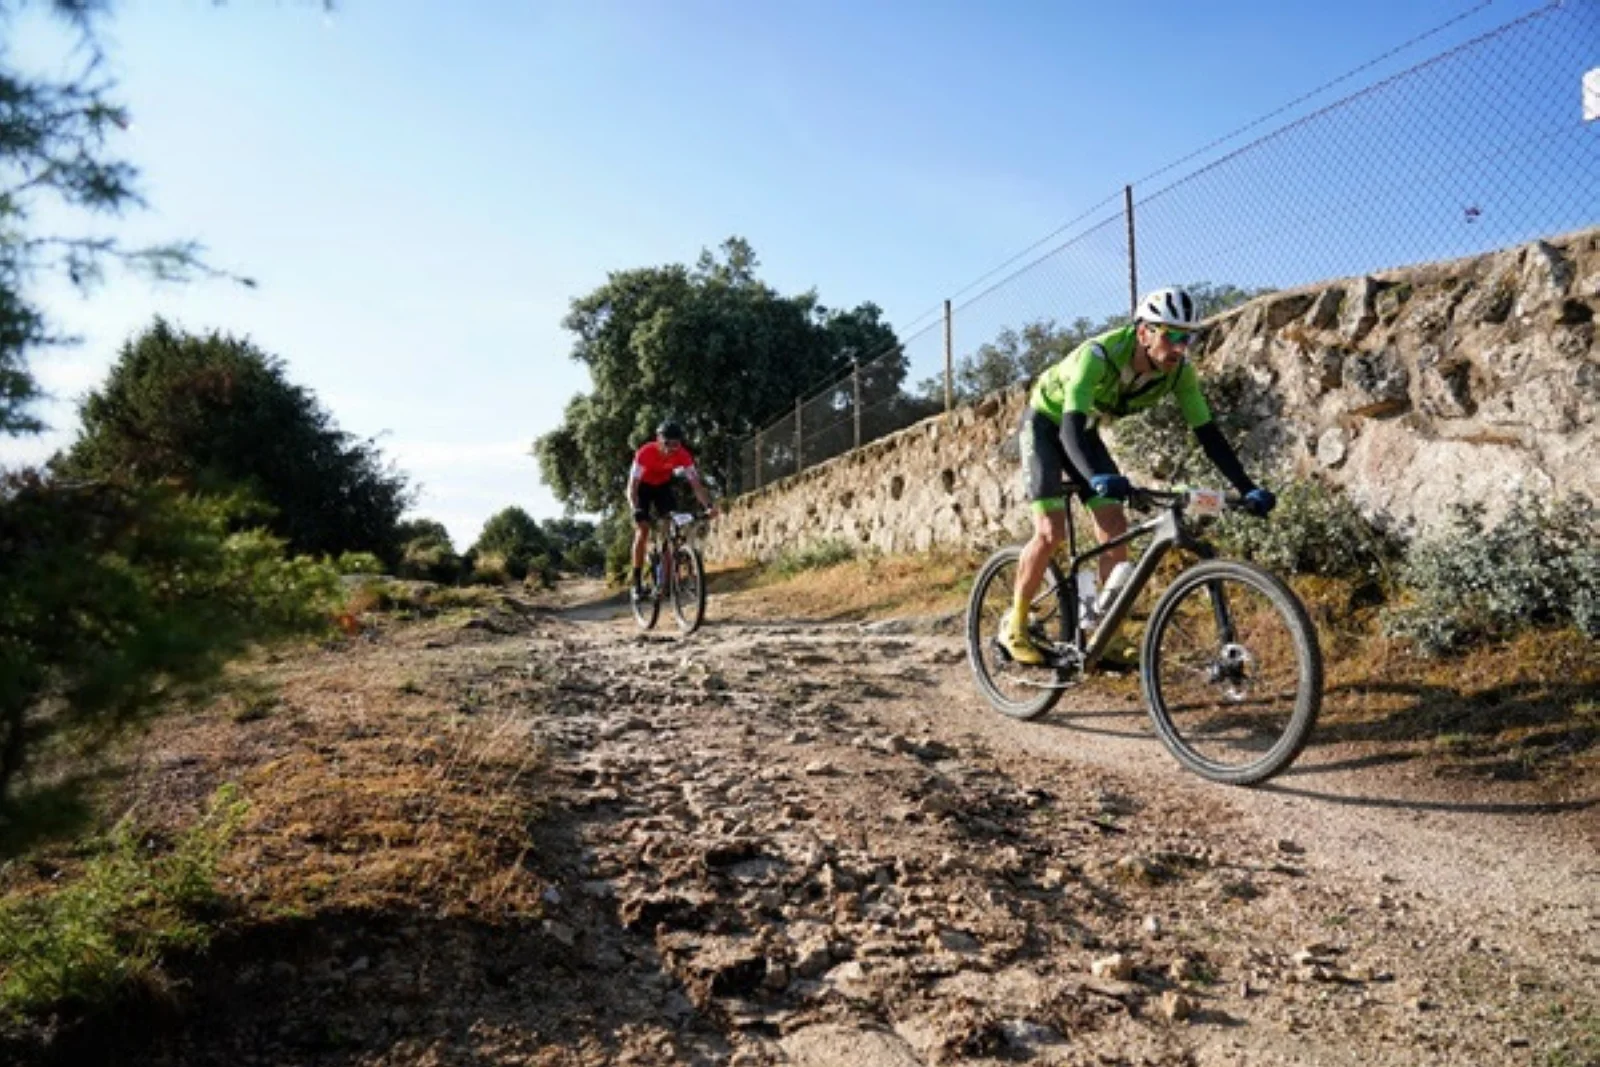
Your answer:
[1382,494,1599,656]
[334,551,385,575]
[772,538,857,577]
[398,536,464,585]
[0,784,248,1018]
[470,551,514,585]
[1213,479,1401,582]
[0,476,340,814]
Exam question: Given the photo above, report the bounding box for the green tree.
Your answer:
[55,319,413,563]
[0,1,340,838]
[469,506,553,584]
[535,237,900,511]
[1,1,235,441]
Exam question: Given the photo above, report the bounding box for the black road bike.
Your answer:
[965,486,1322,786]
[631,511,708,634]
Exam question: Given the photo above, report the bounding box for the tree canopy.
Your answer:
[55,319,412,562]
[535,238,900,513]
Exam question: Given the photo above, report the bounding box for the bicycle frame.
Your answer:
[1046,493,1229,670]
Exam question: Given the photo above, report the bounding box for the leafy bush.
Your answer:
[54,320,413,563]
[469,551,514,585]
[772,538,858,577]
[334,551,385,576]
[469,507,551,584]
[1212,479,1400,582]
[1382,494,1598,656]
[0,784,248,1018]
[0,475,340,813]
[396,519,464,584]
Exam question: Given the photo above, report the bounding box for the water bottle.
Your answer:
[1076,570,1099,628]
[1100,561,1136,612]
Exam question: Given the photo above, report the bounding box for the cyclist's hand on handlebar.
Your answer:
[1089,474,1132,502]
[1242,487,1276,517]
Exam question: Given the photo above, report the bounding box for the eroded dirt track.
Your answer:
[21,589,1595,1067]
[484,592,1596,1066]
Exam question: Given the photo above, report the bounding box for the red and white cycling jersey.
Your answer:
[631,441,699,487]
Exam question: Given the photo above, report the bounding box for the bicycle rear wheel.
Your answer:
[1141,559,1322,785]
[965,545,1072,721]
[671,545,707,634]
[631,549,661,630]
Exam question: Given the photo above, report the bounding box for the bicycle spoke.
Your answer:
[1145,561,1320,784]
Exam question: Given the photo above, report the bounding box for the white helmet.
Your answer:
[1135,286,1201,329]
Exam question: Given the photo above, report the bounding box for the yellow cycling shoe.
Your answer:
[999,617,1047,666]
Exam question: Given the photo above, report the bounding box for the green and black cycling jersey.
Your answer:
[1023,325,1253,513]
[1030,324,1212,428]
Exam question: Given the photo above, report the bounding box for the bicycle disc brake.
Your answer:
[1208,642,1253,702]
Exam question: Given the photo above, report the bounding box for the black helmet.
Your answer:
[656,420,685,442]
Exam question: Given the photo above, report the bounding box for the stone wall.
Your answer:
[706,227,1600,564]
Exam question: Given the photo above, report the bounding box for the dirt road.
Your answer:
[27,582,1591,1067]
[498,585,1596,1066]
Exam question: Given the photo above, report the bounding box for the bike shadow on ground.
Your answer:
[1261,673,1596,815]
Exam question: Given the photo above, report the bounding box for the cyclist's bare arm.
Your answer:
[676,467,717,516]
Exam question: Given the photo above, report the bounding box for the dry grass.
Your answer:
[711,549,983,622]
[2,607,558,959]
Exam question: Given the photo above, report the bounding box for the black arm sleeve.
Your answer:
[1193,421,1256,494]
[1060,412,1118,480]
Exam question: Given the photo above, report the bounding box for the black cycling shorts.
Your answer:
[1019,407,1118,515]
[634,481,679,523]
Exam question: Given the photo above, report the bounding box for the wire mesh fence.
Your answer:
[727,0,1600,496]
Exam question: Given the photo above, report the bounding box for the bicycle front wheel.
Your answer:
[1142,559,1322,786]
[671,545,707,634]
[965,545,1071,721]
[631,550,661,630]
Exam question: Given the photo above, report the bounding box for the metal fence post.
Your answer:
[794,397,803,476]
[852,359,862,449]
[943,299,954,414]
[1124,184,1138,318]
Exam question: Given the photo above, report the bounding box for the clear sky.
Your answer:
[1,0,1560,549]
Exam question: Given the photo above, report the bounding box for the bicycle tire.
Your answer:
[630,548,661,630]
[671,545,707,634]
[965,545,1072,721]
[1141,558,1322,786]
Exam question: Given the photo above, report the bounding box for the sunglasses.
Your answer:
[1157,326,1197,346]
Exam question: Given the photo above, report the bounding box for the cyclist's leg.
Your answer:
[632,484,669,593]
[1006,412,1071,663]
[1059,420,1128,582]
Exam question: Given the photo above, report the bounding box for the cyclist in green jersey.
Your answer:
[1002,286,1277,666]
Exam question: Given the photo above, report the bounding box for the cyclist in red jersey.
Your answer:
[627,420,716,600]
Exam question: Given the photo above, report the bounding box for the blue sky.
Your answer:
[1,0,1566,549]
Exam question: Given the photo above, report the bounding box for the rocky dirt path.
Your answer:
[505,589,1596,1067]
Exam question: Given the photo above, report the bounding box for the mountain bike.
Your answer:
[965,486,1322,786]
[631,511,708,634]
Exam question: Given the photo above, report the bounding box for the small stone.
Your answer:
[1091,953,1134,980]
[1160,990,1195,1022]
[1142,916,1162,936]
[937,930,982,954]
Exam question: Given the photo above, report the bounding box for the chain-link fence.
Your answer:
[728,0,1600,496]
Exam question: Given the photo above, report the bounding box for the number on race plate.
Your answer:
[671,512,697,528]
[1186,488,1225,517]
